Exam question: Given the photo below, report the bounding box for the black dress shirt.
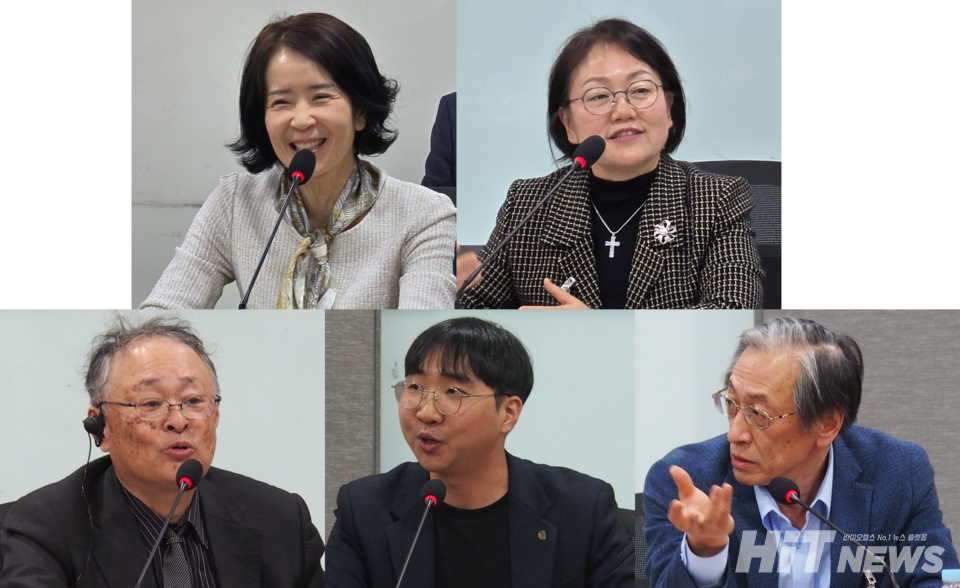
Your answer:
[120,481,219,588]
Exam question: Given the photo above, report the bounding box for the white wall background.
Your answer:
[379,310,635,508]
[131,0,456,308]
[457,0,781,245]
[634,310,755,491]
[0,311,325,530]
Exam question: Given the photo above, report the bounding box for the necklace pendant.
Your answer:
[605,233,620,258]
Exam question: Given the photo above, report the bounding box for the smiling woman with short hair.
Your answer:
[142,13,456,310]
[458,18,762,310]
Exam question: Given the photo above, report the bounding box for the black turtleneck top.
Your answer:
[588,168,657,309]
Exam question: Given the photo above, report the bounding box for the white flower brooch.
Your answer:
[653,220,677,244]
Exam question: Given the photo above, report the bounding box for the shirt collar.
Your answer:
[119,477,209,548]
[754,443,834,531]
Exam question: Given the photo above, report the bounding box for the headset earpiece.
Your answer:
[82,411,105,447]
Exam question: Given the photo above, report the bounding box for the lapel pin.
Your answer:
[653,220,677,244]
[537,530,547,541]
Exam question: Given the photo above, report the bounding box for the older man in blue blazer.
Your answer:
[326,317,633,588]
[644,317,958,588]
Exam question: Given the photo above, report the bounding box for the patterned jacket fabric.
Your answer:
[459,155,762,309]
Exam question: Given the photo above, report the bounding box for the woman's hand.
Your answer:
[519,278,590,309]
[456,245,482,291]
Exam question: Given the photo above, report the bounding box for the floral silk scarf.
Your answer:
[275,159,381,309]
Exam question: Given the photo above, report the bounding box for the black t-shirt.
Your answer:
[588,169,657,309]
[435,494,511,588]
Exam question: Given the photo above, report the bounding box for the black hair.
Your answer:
[547,18,686,160]
[405,317,534,405]
[227,12,399,173]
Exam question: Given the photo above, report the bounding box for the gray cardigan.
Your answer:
[141,165,456,309]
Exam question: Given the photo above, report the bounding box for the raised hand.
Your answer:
[667,465,735,557]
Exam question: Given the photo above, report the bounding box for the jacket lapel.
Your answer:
[828,436,871,588]
[626,156,689,307]
[89,464,159,588]
[542,168,602,308]
[387,466,434,588]
[506,454,556,588]
[198,476,263,588]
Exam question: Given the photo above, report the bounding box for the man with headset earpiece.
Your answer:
[0,317,325,588]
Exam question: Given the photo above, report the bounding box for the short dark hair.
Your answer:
[85,316,219,404]
[547,18,686,160]
[405,317,534,405]
[228,12,399,173]
[725,317,863,432]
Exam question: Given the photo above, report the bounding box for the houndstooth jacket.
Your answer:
[459,155,763,309]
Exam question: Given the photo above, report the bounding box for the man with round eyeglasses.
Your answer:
[326,316,634,588]
[0,317,324,587]
[643,317,958,588]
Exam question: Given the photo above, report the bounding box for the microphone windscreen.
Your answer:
[572,135,606,168]
[176,459,204,489]
[768,477,800,506]
[420,479,447,507]
[287,149,317,183]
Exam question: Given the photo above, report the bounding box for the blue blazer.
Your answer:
[326,453,633,588]
[422,92,456,189]
[643,426,958,588]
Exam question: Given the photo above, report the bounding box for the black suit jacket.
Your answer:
[459,155,763,309]
[0,456,324,587]
[326,453,633,588]
[422,92,456,189]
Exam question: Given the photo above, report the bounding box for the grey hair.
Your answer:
[85,316,219,404]
[724,317,863,432]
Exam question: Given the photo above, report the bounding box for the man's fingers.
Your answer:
[669,465,696,500]
[667,500,698,531]
[667,499,684,525]
[719,483,734,511]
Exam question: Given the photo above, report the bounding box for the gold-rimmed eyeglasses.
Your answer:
[712,389,795,430]
[394,380,497,415]
[568,80,664,115]
[97,395,221,421]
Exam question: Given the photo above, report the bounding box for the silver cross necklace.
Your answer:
[591,201,647,258]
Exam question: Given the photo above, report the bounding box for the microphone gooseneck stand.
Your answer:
[239,149,316,309]
[455,135,606,307]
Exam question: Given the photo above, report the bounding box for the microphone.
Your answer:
[572,135,606,169]
[768,477,899,588]
[133,460,204,588]
[239,149,317,309]
[455,136,606,305]
[395,479,447,588]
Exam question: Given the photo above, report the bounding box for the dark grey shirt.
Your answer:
[120,480,219,588]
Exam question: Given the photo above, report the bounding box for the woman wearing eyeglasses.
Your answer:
[458,18,762,309]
